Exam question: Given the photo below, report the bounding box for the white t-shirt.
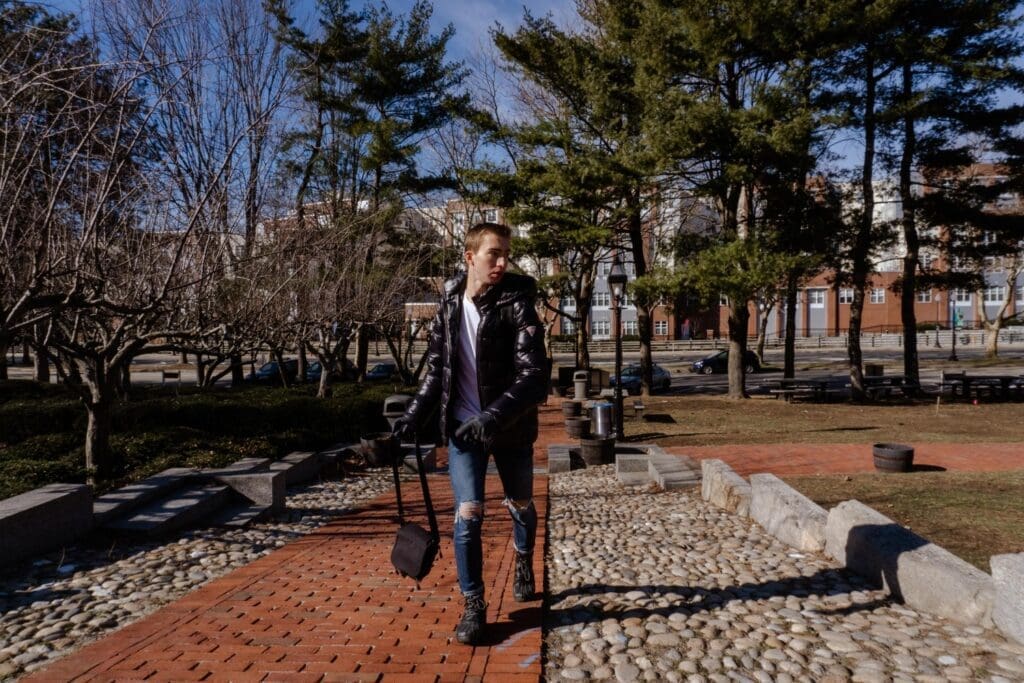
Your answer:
[452,293,482,422]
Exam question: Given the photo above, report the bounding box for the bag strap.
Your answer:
[412,429,440,542]
[390,435,406,524]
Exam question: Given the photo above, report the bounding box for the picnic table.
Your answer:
[764,378,837,402]
[859,374,920,399]
[940,373,1024,401]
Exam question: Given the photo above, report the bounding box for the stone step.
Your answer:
[93,468,197,525]
[202,458,271,477]
[207,502,273,528]
[268,452,318,486]
[103,485,233,536]
[649,455,701,490]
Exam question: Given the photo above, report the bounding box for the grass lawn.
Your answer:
[626,395,1024,571]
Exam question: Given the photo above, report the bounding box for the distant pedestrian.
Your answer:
[392,222,547,645]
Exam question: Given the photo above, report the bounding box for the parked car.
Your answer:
[689,349,761,375]
[246,359,298,384]
[365,361,399,380]
[610,363,672,395]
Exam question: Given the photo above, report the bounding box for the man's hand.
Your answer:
[392,416,414,442]
[455,413,496,447]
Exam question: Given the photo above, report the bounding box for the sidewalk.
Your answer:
[23,401,1024,682]
[26,407,566,683]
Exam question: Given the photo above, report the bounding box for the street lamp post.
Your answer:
[608,255,628,440]
[949,293,959,362]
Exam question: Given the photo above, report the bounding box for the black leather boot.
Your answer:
[513,551,535,602]
[455,594,487,645]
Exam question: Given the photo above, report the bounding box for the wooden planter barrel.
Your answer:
[872,443,914,472]
[565,417,591,440]
[361,432,397,467]
[580,436,615,466]
[561,400,583,418]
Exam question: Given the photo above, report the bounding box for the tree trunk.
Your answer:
[726,306,750,399]
[230,352,244,387]
[899,62,920,390]
[755,304,771,363]
[34,322,50,383]
[785,277,798,379]
[0,340,7,381]
[849,47,878,401]
[985,321,1000,357]
[636,304,653,398]
[356,325,370,381]
[84,399,114,484]
[297,342,308,384]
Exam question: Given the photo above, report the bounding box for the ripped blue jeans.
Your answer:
[447,430,536,598]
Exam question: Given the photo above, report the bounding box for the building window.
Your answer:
[562,318,575,335]
[654,320,668,335]
[953,288,971,305]
[919,252,935,270]
[808,289,825,308]
[623,320,638,336]
[591,320,610,337]
[983,286,1006,303]
[592,291,611,307]
[916,290,932,303]
[869,288,885,304]
[560,296,575,310]
[484,208,497,222]
[1017,285,1024,305]
[839,288,854,304]
[719,294,729,306]
[599,261,611,275]
[983,256,1004,272]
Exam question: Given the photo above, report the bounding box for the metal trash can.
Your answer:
[383,393,413,431]
[591,402,615,437]
[573,370,589,399]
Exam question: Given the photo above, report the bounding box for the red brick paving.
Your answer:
[668,442,1024,476]
[24,401,1024,681]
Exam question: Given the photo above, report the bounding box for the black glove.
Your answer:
[392,416,414,442]
[455,412,497,447]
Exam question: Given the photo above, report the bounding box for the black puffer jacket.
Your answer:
[403,271,547,447]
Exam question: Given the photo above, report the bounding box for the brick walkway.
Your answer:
[26,406,567,683]
[24,401,1024,682]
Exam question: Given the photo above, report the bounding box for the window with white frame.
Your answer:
[916,290,932,303]
[623,320,638,336]
[560,296,575,310]
[983,286,1006,303]
[591,319,610,336]
[619,292,630,307]
[919,252,935,270]
[953,288,971,304]
[719,293,729,306]
[452,212,465,230]
[484,208,497,222]
[839,288,854,304]
[599,261,611,275]
[870,288,885,304]
[807,289,826,307]
[563,318,575,335]
[983,255,1004,272]
[1018,285,1024,305]
[592,291,611,307]
[654,320,668,335]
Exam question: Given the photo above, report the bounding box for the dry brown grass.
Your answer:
[627,396,1024,446]
[626,395,1024,571]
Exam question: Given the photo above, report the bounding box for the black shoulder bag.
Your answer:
[389,430,441,582]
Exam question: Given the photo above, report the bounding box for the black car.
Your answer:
[689,349,761,375]
[610,363,672,395]
[365,361,399,380]
[246,359,298,384]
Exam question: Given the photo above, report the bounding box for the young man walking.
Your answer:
[393,222,547,645]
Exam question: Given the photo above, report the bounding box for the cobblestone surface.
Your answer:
[545,465,1024,682]
[0,470,393,680]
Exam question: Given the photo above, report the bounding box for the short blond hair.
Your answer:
[464,222,512,253]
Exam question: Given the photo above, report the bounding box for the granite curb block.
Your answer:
[992,553,1024,644]
[700,458,751,516]
[0,483,93,567]
[749,472,827,552]
[826,499,994,627]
